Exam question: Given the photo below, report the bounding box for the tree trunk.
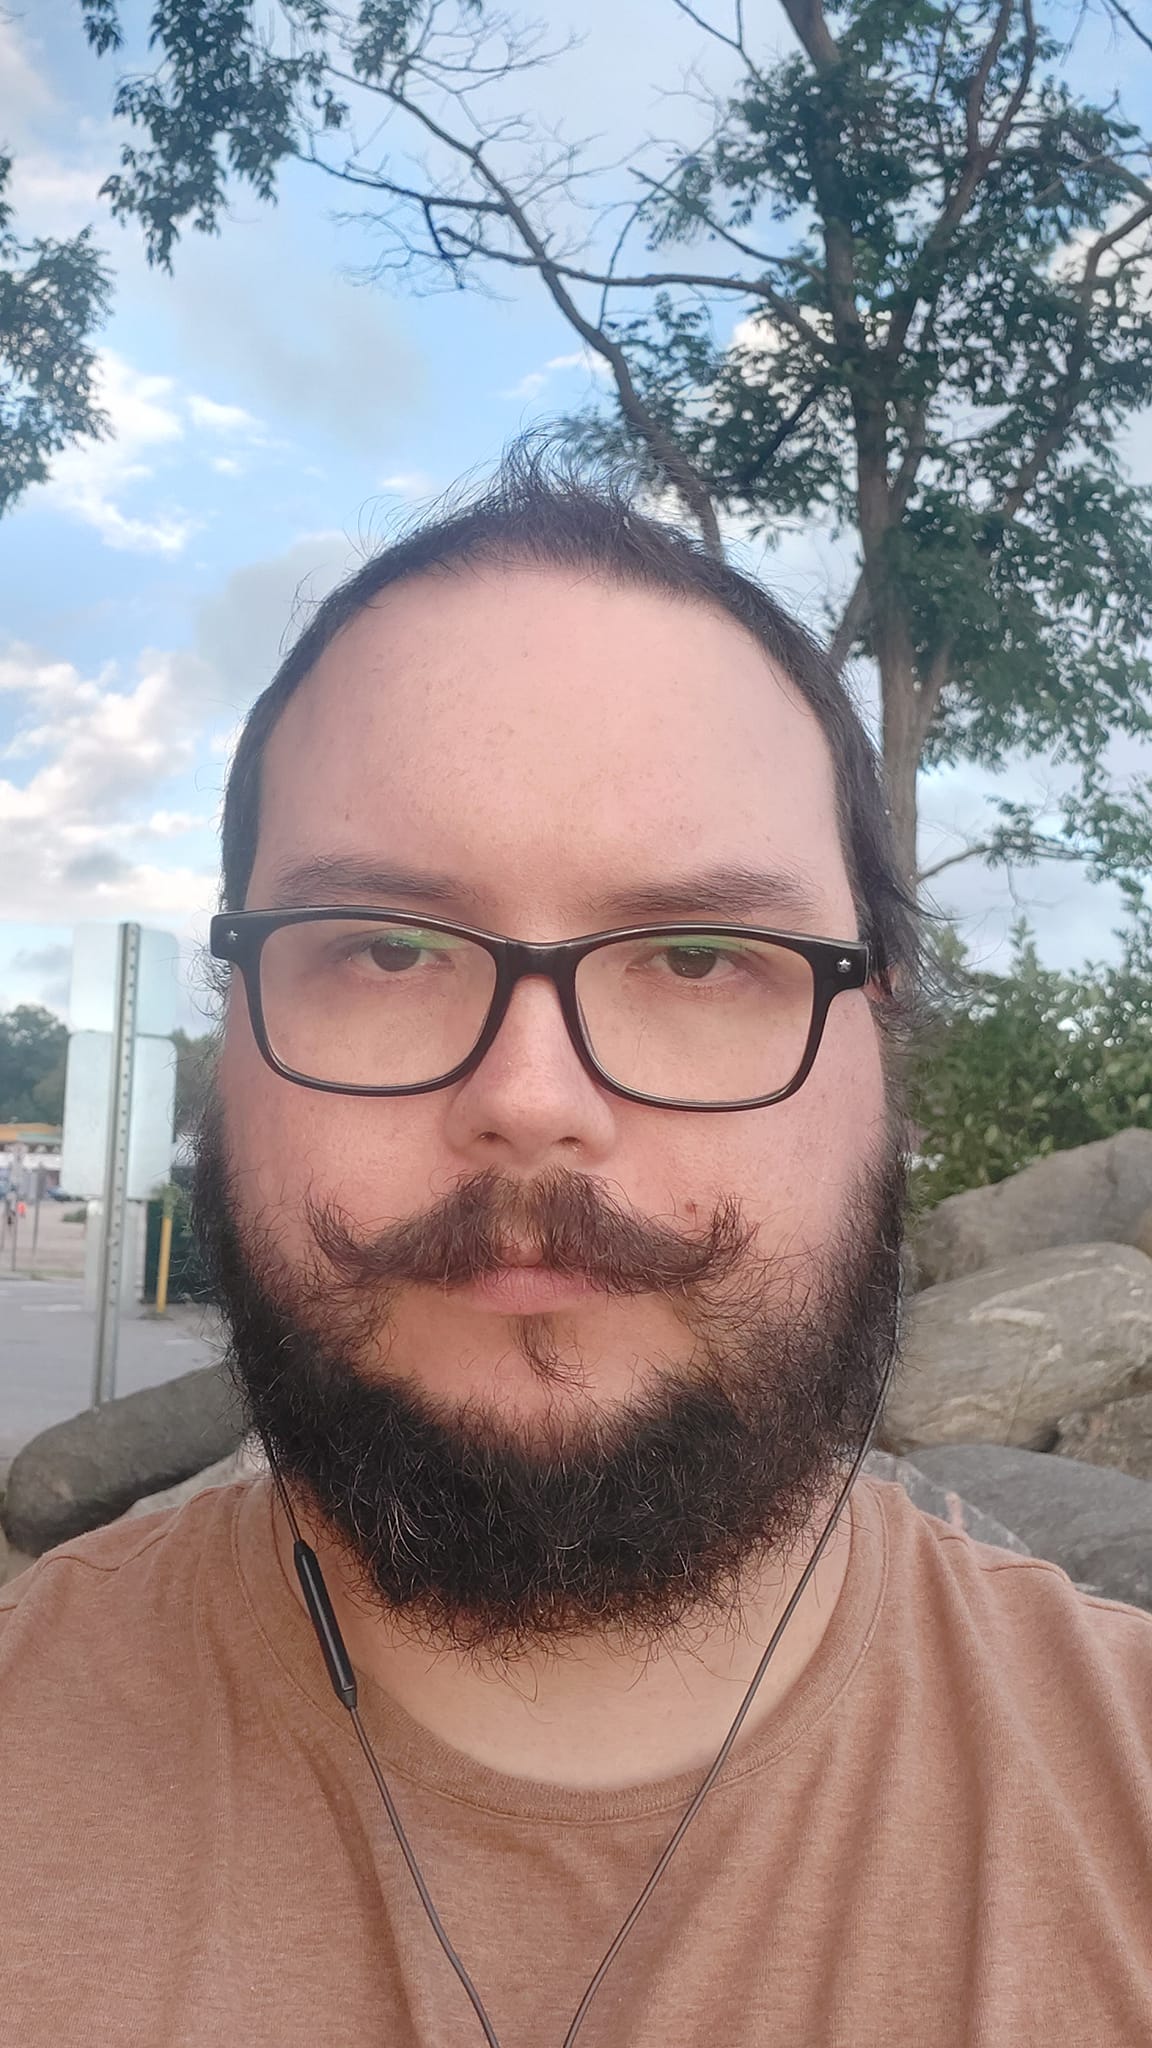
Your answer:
[879,660,923,889]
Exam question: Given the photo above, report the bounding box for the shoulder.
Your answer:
[861,1473,1152,1728]
[0,1480,272,1878]
[0,1479,258,1676]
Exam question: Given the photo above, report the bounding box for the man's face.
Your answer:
[204,562,901,1649]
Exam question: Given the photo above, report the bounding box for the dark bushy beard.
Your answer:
[192,1098,906,1658]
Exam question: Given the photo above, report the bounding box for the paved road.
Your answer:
[0,1202,89,1281]
[0,1276,225,1467]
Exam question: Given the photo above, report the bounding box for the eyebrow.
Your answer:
[264,854,828,928]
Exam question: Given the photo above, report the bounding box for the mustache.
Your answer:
[303,1164,758,1299]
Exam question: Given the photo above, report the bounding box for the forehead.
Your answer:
[248,562,855,928]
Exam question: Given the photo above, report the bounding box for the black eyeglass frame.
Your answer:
[210,907,872,1114]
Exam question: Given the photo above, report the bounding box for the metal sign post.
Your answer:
[91,922,141,1407]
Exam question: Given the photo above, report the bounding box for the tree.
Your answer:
[909,913,1152,1205]
[0,1005,68,1124]
[171,1027,215,1135]
[0,155,112,518]
[80,0,1152,889]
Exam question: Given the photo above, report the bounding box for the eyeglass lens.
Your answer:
[256,917,817,1104]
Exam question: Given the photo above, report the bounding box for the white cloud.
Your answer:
[0,19,56,134]
[378,471,434,497]
[0,527,358,944]
[916,747,1150,971]
[192,528,356,716]
[5,941,72,1015]
[547,350,613,378]
[502,370,550,401]
[5,155,105,228]
[500,349,614,401]
[187,394,264,437]
[0,643,222,926]
[142,810,213,840]
[167,227,422,448]
[29,350,281,553]
[36,350,196,555]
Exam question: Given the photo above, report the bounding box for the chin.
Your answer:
[364,1295,686,1429]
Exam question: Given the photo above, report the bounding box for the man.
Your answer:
[3,451,1150,2047]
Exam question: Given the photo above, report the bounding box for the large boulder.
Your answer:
[862,1450,1029,1555]
[882,1242,1152,1453]
[907,1443,1152,1613]
[123,1436,267,1518]
[912,1129,1152,1289]
[1053,1389,1152,1482]
[0,1365,245,1556]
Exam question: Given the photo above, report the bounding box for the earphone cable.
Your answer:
[270,1340,897,2048]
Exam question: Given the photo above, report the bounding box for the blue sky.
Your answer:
[2,0,1150,1031]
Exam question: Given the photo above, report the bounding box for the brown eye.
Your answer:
[365,937,424,972]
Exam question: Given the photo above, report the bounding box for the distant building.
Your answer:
[0,1126,64,1195]
[0,1124,63,1151]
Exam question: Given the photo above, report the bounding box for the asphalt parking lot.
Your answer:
[0,1275,224,1472]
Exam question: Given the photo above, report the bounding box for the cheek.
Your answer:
[218,1004,437,1246]
[722,995,886,1244]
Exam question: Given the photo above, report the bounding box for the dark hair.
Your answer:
[221,442,924,1034]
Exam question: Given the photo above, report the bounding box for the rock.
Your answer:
[913,1129,1152,1288]
[0,1366,246,1556]
[862,1450,1030,1555]
[882,1243,1152,1453]
[0,1524,34,1588]
[1053,1390,1152,1482]
[123,1437,267,1518]
[907,1442,1152,1613]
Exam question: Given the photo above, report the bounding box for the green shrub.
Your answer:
[909,915,1152,1207]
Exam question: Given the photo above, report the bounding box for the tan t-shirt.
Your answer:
[3,1471,1151,2047]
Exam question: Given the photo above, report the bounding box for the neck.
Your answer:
[272,1479,855,1791]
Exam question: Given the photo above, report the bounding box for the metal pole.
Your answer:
[31,1165,42,1259]
[92,922,141,1406]
[8,1195,16,1272]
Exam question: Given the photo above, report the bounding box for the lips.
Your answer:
[456,1265,603,1313]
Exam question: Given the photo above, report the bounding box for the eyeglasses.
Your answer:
[210,908,870,1113]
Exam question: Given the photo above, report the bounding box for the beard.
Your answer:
[192,1096,906,1659]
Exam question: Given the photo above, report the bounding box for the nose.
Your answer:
[441,972,618,1166]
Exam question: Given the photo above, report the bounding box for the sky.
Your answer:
[2,0,1150,1034]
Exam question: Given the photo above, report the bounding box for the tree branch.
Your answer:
[437,127,723,549]
[426,237,837,350]
[630,167,784,272]
[303,64,729,546]
[776,0,842,73]
[918,830,1093,884]
[309,79,833,356]
[1062,139,1152,212]
[883,0,1037,364]
[827,569,870,673]
[996,194,1152,523]
[670,0,771,92]
[1102,0,1152,58]
[916,637,953,749]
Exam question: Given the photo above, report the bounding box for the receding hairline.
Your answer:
[266,544,817,729]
